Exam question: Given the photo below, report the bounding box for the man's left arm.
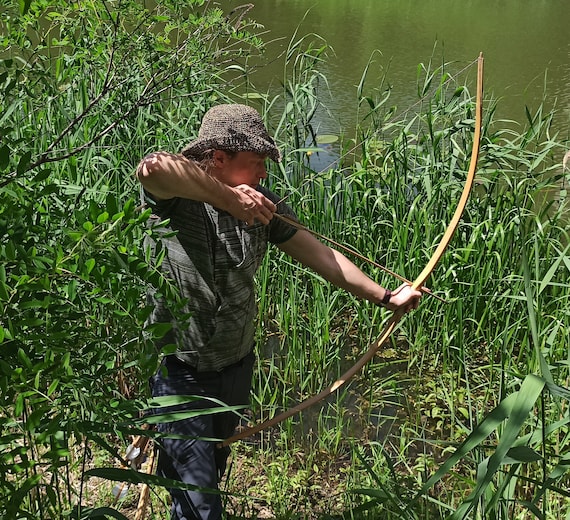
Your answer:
[277,230,421,313]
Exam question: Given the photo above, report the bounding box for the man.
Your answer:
[137,104,421,520]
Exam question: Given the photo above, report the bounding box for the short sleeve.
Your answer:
[142,188,180,217]
[257,186,299,244]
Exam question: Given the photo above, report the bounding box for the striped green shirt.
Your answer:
[144,186,298,371]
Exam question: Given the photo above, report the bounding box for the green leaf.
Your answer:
[85,258,96,275]
[33,169,52,183]
[451,374,546,519]
[106,193,119,216]
[84,467,223,495]
[17,348,33,369]
[0,279,10,301]
[522,246,554,385]
[86,507,130,520]
[545,381,570,400]
[161,343,178,355]
[144,322,172,339]
[66,279,78,301]
[6,474,41,515]
[316,134,338,145]
[518,501,546,519]
[96,211,109,224]
[68,505,130,520]
[20,298,51,309]
[0,145,9,170]
[143,405,246,425]
[538,243,570,295]
[14,393,25,416]
[505,445,542,463]
[19,0,32,15]
[16,150,32,175]
[69,231,85,242]
[47,378,59,396]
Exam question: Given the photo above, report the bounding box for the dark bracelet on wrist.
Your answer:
[380,289,392,306]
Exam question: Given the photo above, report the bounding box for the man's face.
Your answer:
[213,151,268,188]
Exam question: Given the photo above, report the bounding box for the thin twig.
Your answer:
[134,444,156,520]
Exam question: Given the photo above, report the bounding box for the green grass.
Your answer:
[244,51,570,518]
[2,4,570,517]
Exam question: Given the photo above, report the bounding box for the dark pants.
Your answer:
[150,351,255,520]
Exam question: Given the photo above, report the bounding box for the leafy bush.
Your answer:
[0,1,263,517]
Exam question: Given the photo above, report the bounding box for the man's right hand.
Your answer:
[228,184,277,226]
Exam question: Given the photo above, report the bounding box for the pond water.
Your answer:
[247,0,570,142]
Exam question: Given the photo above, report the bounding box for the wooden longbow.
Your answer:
[221,53,484,448]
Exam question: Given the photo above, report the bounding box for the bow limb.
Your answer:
[220,313,403,447]
[411,54,484,291]
[220,53,484,448]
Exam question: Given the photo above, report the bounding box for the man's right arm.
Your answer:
[136,152,275,225]
[137,152,231,203]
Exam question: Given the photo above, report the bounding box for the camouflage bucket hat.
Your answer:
[181,104,282,162]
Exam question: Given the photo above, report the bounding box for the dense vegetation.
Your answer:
[1,1,569,519]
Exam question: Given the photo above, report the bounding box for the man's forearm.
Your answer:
[136,151,234,208]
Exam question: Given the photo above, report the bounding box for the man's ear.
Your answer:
[212,149,229,167]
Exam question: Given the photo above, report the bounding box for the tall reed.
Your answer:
[243,51,570,518]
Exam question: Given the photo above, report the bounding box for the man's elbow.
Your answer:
[136,153,173,201]
[136,153,161,183]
